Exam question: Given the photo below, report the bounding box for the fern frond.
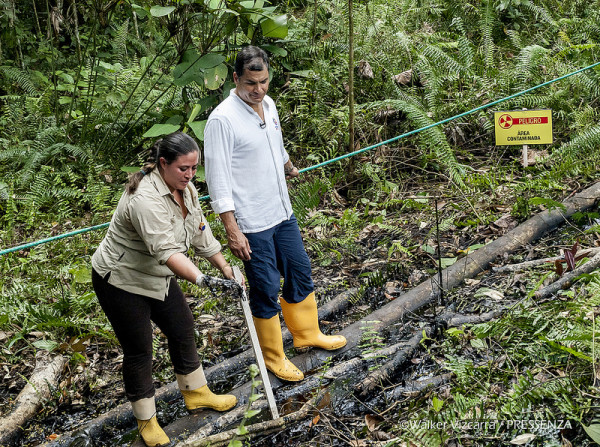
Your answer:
[480,0,496,69]
[113,19,130,65]
[366,97,468,187]
[0,66,39,96]
[515,45,550,88]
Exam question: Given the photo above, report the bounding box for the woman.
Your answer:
[92,132,237,447]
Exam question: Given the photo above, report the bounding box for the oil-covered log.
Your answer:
[0,352,67,445]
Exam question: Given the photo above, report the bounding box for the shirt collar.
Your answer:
[148,168,172,197]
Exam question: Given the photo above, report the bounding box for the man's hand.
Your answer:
[284,160,299,180]
[220,211,252,261]
[227,230,252,261]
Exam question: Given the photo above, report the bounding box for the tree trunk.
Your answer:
[0,352,67,445]
[348,0,355,152]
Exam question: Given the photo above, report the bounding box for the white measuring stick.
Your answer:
[232,266,280,419]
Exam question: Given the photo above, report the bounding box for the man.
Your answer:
[204,45,346,381]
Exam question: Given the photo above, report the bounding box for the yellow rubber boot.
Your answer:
[253,314,304,381]
[181,385,237,412]
[131,397,170,447]
[280,292,347,350]
[176,368,237,412]
[136,416,170,447]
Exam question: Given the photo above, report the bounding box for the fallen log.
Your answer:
[180,395,320,447]
[386,373,453,400]
[535,250,600,299]
[492,247,600,273]
[0,351,67,445]
[293,181,600,378]
[358,310,501,398]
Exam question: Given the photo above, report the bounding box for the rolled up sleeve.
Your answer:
[129,197,181,265]
[204,118,236,215]
[191,219,222,258]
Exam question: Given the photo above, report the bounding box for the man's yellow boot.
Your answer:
[131,397,170,447]
[253,314,304,381]
[280,292,347,350]
[176,367,237,412]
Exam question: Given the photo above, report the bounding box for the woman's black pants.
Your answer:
[92,269,200,402]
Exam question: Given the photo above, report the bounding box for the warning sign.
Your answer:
[494,109,553,145]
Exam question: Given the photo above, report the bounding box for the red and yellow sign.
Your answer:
[494,109,553,145]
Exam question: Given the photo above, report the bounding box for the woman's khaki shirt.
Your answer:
[92,169,221,300]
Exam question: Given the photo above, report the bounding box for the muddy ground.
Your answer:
[1,187,599,446]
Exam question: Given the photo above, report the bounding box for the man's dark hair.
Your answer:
[235,45,269,78]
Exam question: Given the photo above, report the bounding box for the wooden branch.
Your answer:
[492,247,600,273]
[386,373,453,400]
[177,396,319,447]
[535,251,600,299]
[0,351,67,445]
[358,310,501,398]
[357,330,427,398]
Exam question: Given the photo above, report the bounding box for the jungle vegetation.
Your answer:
[1,0,600,445]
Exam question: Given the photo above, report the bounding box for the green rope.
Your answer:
[2,61,599,257]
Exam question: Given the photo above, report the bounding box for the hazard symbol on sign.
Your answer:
[498,114,513,129]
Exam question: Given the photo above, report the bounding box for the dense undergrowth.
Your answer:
[1,0,600,445]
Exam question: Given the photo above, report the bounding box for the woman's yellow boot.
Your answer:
[280,292,347,350]
[252,314,304,381]
[176,367,237,412]
[131,397,170,447]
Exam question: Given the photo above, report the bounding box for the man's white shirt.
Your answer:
[204,90,293,233]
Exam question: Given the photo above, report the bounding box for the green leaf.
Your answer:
[261,44,288,57]
[222,81,236,99]
[528,197,567,213]
[0,181,8,199]
[582,423,600,443]
[446,327,464,337]
[166,115,184,125]
[58,96,72,104]
[106,92,123,106]
[188,120,207,141]
[236,423,248,435]
[195,166,205,182]
[470,338,486,349]
[131,4,148,18]
[249,364,259,377]
[188,104,202,123]
[432,396,444,412]
[421,244,435,254]
[204,64,228,90]
[143,124,180,138]
[196,53,226,69]
[261,14,288,39]
[440,257,457,268]
[69,265,91,284]
[244,409,261,419]
[539,336,593,362]
[173,60,203,87]
[227,441,243,447]
[32,340,59,352]
[289,70,315,78]
[150,5,175,17]
[121,166,141,173]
